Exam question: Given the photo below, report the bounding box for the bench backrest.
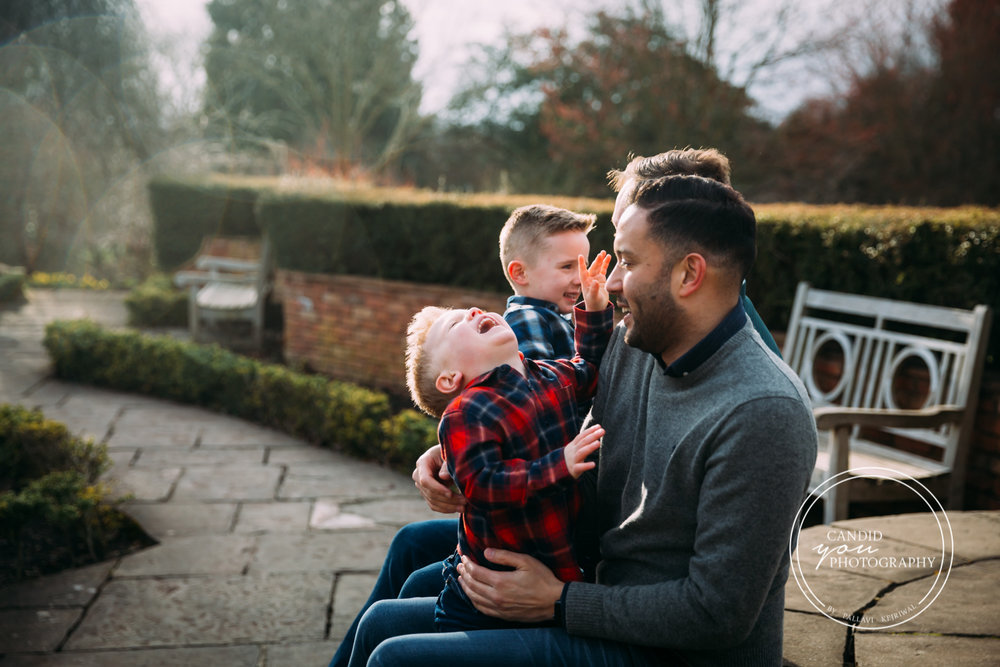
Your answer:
[783,282,992,470]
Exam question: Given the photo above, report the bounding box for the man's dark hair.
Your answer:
[607,148,732,192]
[632,175,756,281]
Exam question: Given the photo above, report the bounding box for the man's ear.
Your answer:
[435,369,464,395]
[507,260,529,287]
[676,253,707,297]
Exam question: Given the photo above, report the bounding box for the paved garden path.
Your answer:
[1,289,998,665]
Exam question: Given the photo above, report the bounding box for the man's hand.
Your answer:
[563,424,603,479]
[412,445,465,514]
[579,250,611,311]
[458,549,565,623]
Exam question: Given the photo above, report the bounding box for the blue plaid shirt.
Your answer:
[504,295,576,361]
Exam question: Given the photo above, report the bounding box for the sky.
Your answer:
[135,0,603,115]
[133,0,862,121]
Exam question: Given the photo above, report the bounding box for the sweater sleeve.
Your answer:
[565,396,816,650]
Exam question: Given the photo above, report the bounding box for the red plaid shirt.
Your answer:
[439,305,613,583]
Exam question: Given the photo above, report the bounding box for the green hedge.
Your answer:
[124,274,188,327]
[0,404,123,581]
[42,320,437,470]
[0,267,26,303]
[749,205,1000,364]
[148,175,1000,363]
[148,175,261,270]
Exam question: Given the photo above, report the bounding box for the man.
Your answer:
[387,175,817,666]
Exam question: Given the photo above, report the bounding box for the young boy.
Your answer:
[328,204,600,667]
[499,204,597,360]
[344,252,612,665]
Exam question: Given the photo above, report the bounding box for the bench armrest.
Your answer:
[174,271,256,288]
[195,256,261,272]
[813,405,965,431]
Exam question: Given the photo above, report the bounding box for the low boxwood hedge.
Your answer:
[124,274,188,327]
[0,404,140,582]
[42,320,437,471]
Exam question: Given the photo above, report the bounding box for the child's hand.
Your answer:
[563,424,604,479]
[578,250,611,312]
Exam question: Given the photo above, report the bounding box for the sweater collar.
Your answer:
[657,300,747,377]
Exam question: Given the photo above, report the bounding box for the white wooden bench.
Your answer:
[174,236,272,350]
[783,282,993,523]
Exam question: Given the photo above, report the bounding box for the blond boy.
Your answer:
[386,253,611,638]
[499,204,596,360]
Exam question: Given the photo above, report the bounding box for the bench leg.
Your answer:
[824,427,851,524]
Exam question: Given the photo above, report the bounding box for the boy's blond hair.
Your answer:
[498,205,596,289]
[405,306,458,418]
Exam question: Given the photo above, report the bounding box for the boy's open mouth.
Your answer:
[478,317,498,334]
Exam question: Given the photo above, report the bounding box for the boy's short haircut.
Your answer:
[499,205,596,287]
[405,306,456,418]
[606,148,732,192]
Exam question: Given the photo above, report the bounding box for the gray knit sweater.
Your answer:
[568,319,818,666]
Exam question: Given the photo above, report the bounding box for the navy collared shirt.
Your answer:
[658,300,748,377]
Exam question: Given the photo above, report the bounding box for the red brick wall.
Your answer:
[276,270,507,395]
[276,270,1000,510]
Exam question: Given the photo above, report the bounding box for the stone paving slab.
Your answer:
[5,645,261,666]
[0,561,112,609]
[234,501,313,533]
[122,502,237,538]
[115,535,255,577]
[866,559,1000,636]
[171,464,283,501]
[793,524,947,582]
[267,445,352,465]
[64,572,332,650]
[331,573,378,641]
[265,640,340,666]
[784,566,889,616]
[342,497,447,527]
[107,466,182,502]
[853,633,1000,666]
[250,530,393,574]
[279,462,415,500]
[198,420,303,447]
[833,511,1000,562]
[781,610,847,667]
[0,608,81,652]
[133,446,267,467]
[310,500,378,530]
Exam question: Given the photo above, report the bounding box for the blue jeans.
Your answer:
[350,596,666,666]
[329,519,458,667]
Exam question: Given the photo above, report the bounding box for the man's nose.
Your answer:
[606,263,623,293]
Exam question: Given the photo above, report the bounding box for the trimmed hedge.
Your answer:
[42,320,437,470]
[750,205,1000,363]
[148,175,1000,364]
[148,176,261,270]
[0,267,26,303]
[0,404,123,582]
[124,274,188,327]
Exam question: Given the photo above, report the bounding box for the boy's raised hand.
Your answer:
[578,250,611,311]
[563,424,604,479]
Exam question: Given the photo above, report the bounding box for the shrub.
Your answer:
[124,274,188,327]
[0,267,26,303]
[0,404,133,582]
[42,320,433,471]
